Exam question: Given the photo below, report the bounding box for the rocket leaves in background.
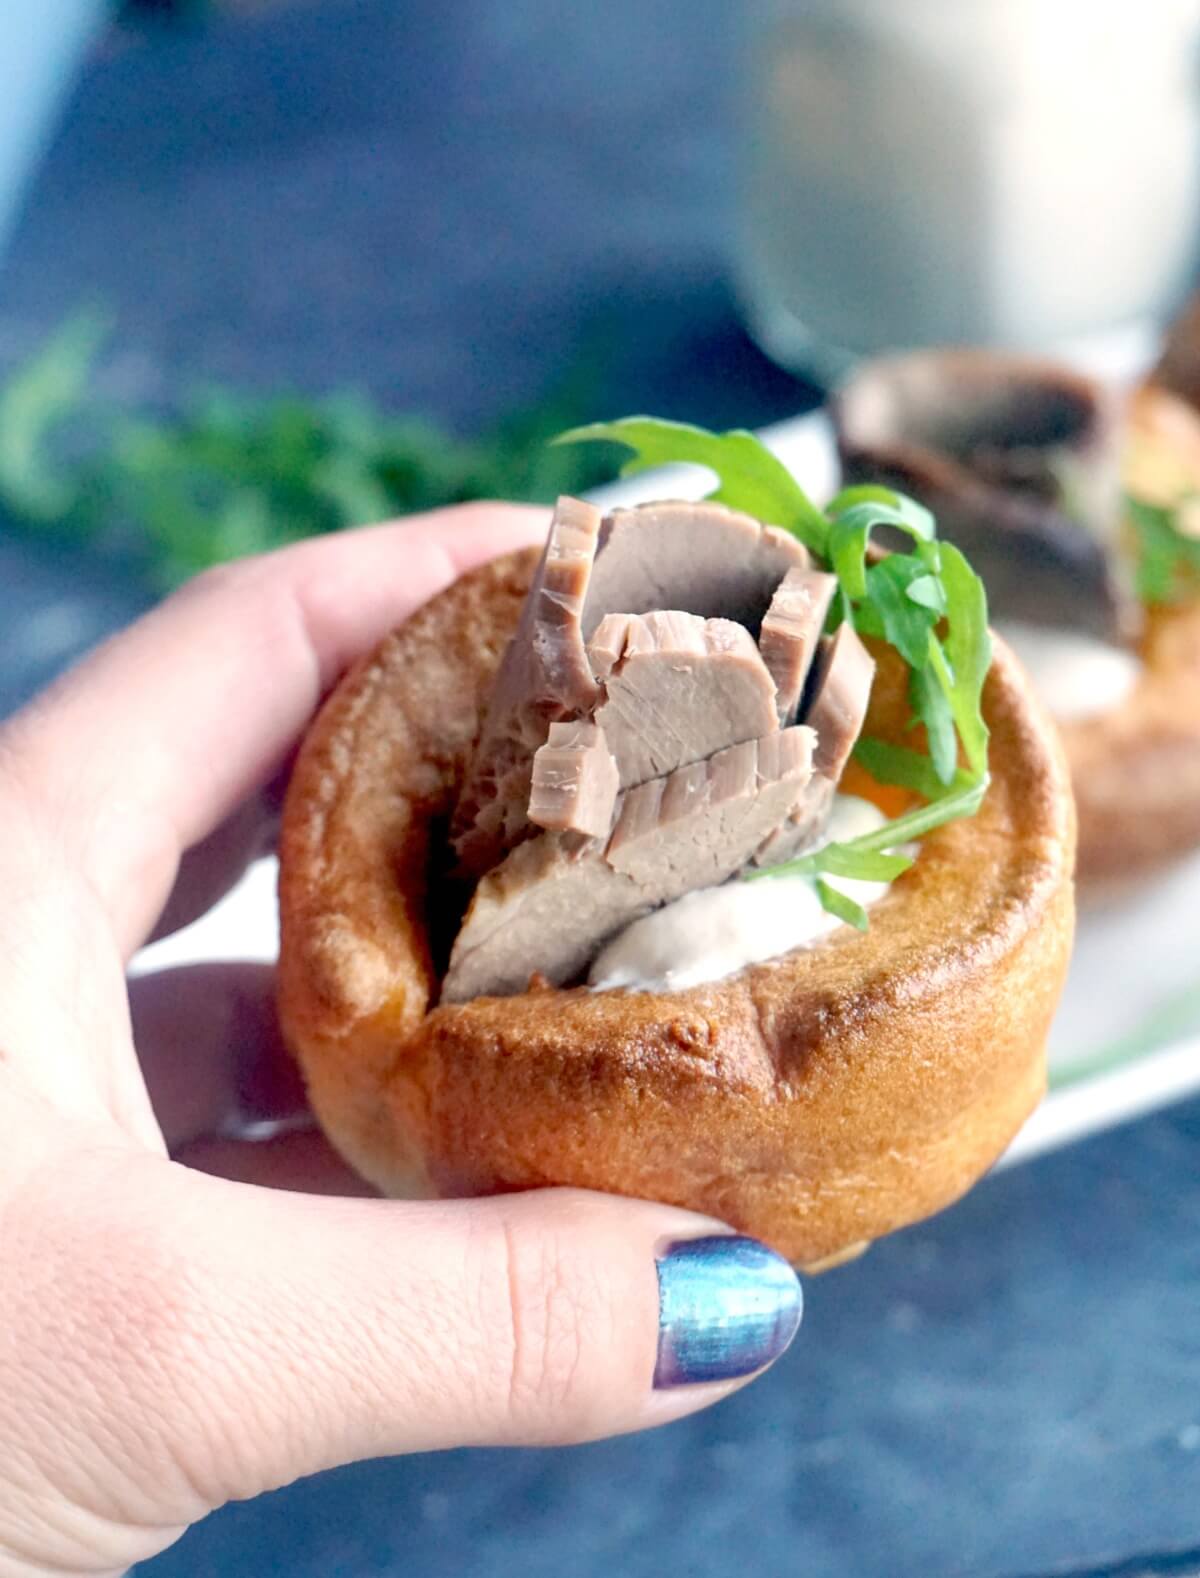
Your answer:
[0,313,610,589]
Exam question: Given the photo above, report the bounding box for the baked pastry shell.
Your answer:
[1062,596,1200,888]
[278,547,1076,1268]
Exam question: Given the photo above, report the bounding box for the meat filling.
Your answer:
[442,726,816,1002]
[588,610,780,788]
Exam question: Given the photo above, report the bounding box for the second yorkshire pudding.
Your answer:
[278,538,1074,1271]
[835,350,1200,888]
[1062,384,1200,885]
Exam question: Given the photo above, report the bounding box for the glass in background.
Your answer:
[0,0,106,260]
[737,0,1200,379]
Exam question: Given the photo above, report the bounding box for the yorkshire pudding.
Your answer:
[1061,380,1200,885]
[835,351,1200,889]
[277,544,1074,1269]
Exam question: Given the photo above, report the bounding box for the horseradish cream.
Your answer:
[589,796,896,993]
[994,620,1140,724]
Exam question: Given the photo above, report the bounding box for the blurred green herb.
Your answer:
[1126,493,1200,606]
[0,313,610,588]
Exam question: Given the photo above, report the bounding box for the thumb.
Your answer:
[12,1154,801,1565]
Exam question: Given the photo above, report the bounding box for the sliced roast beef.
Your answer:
[453,496,602,876]
[758,567,838,723]
[441,833,644,1003]
[442,725,815,1002]
[806,625,876,780]
[581,500,809,640]
[527,720,619,839]
[588,610,779,788]
[606,727,814,887]
[753,623,875,866]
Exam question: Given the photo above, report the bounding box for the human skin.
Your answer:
[0,505,799,1577]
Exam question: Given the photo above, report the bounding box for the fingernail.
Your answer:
[654,1234,803,1389]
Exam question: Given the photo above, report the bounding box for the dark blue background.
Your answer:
[1,5,1198,1575]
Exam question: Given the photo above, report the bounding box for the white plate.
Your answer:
[134,389,1200,1170]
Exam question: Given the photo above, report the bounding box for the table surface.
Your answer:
[1,5,1198,1576]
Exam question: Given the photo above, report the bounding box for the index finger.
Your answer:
[1,502,547,955]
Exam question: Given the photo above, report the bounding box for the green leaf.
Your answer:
[811,845,913,881]
[1127,494,1200,605]
[905,573,946,612]
[0,308,109,520]
[838,772,990,852]
[814,878,869,932]
[853,737,976,801]
[554,416,829,551]
[825,484,936,538]
[908,656,959,785]
[936,542,992,777]
[826,497,937,599]
[862,555,940,669]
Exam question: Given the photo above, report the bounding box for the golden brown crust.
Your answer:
[278,549,1075,1268]
[1060,597,1200,887]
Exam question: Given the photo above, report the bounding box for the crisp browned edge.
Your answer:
[278,547,1076,1269]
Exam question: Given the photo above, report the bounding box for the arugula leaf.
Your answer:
[908,657,959,785]
[859,553,941,669]
[814,879,870,932]
[823,771,989,852]
[807,845,913,881]
[827,490,985,790]
[935,541,992,777]
[1127,494,1200,605]
[555,416,830,553]
[852,737,976,800]
[827,497,937,599]
[757,768,989,895]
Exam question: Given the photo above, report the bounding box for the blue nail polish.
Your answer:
[654,1234,803,1388]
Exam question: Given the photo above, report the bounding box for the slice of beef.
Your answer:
[606,727,814,887]
[441,832,644,1003]
[588,610,780,788]
[453,496,602,876]
[753,623,875,867]
[806,624,876,780]
[442,725,815,1001]
[581,500,810,640]
[832,349,1138,644]
[527,720,619,839]
[758,568,838,723]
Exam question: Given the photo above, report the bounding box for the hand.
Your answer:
[0,505,802,1577]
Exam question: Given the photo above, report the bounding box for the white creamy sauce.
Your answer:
[588,795,896,994]
[994,620,1140,725]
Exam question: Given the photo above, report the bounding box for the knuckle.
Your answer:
[495,1205,623,1444]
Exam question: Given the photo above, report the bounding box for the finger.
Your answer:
[3,503,547,955]
[128,962,303,1150]
[21,1157,801,1560]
